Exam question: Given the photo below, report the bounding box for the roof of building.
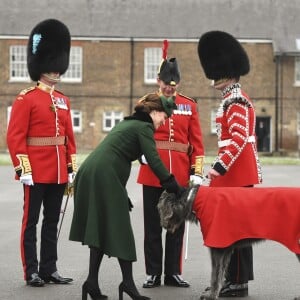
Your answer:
[1,0,300,55]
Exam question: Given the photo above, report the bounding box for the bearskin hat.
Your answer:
[27,19,71,81]
[158,58,181,86]
[158,40,181,86]
[197,30,250,81]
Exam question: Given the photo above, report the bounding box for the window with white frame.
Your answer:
[9,45,82,83]
[103,111,123,132]
[295,57,300,86]
[61,47,83,83]
[9,45,30,82]
[144,47,162,84]
[211,109,218,134]
[71,109,82,133]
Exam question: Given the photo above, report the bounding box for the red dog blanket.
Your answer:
[192,186,300,254]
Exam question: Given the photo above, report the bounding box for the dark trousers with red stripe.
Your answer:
[21,183,66,280]
[225,185,254,284]
[226,247,254,283]
[143,185,184,276]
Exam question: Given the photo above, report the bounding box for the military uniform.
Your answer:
[6,19,76,286]
[137,91,205,278]
[210,83,262,187]
[198,30,262,297]
[7,83,76,281]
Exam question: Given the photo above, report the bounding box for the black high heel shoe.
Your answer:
[82,281,108,300]
[118,282,151,300]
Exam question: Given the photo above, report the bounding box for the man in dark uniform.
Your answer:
[137,40,205,289]
[6,19,77,287]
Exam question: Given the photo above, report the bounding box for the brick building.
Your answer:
[0,0,300,155]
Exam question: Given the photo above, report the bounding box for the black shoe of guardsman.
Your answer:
[219,282,248,297]
[41,271,73,284]
[142,275,161,288]
[164,275,190,287]
[26,273,45,287]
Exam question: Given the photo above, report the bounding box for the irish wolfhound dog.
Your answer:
[158,185,300,300]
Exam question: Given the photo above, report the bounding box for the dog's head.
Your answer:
[157,186,199,233]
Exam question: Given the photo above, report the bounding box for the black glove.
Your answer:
[160,175,181,194]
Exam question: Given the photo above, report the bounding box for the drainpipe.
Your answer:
[274,54,280,152]
[279,54,284,152]
[129,38,134,114]
[274,53,284,153]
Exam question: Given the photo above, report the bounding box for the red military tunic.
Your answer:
[137,92,205,187]
[7,85,76,183]
[210,83,262,187]
[192,186,300,254]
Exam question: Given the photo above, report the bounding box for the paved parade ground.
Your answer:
[0,164,300,300]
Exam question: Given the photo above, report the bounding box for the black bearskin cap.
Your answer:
[197,30,250,81]
[158,58,181,86]
[27,19,71,81]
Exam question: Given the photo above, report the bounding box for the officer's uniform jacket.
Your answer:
[7,84,77,184]
[210,83,262,187]
[137,92,205,187]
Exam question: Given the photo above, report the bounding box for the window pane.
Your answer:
[103,111,124,131]
[62,46,82,83]
[71,109,82,132]
[105,119,112,128]
[144,47,162,84]
[295,57,300,84]
[10,45,29,81]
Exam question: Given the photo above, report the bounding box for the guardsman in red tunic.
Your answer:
[137,40,205,288]
[6,19,77,287]
[198,31,262,297]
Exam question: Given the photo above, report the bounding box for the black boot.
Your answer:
[82,280,108,300]
[82,247,107,300]
[118,258,150,300]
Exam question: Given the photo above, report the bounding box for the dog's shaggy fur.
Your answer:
[157,187,198,233]
[158,186,300,300]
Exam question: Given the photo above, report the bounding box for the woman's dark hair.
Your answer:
[135,93,165,114]
[135,93,176,117]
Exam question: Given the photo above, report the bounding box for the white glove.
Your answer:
[140,155,148,165]
[68,172,76,184]
[189,175,203,186]
[20,174,34,186]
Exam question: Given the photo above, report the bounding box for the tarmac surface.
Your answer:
[0,164,300,300]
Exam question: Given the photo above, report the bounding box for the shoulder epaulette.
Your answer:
[55,89,65,96]
[19,86,35,95]
[177,93,196,103]
[223,96,252,111]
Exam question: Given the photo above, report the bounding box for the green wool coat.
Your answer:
[69,113,171,261]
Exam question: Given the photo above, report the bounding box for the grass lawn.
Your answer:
[1,153,300,167]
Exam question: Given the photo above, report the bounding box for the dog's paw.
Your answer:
[200,287,217,300]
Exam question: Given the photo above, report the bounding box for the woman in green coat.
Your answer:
[69,93,182,300]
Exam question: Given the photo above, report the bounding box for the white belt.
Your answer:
[218,135,256,148]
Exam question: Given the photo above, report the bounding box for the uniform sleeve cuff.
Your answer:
[213,162,226,175]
